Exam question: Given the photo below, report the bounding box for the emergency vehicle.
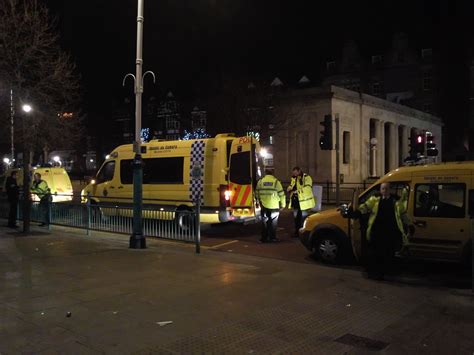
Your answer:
[81,134,264,224]
[299,162,474,266]
[0,167,73,202]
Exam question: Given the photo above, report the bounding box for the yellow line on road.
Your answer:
[208,240,239,249]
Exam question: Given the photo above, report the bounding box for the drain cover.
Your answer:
[335,333,389,351]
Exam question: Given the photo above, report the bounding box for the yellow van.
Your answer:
[0,167,73,202]
[299,162,474,265]
[81,134,263,224]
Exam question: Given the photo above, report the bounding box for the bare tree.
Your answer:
[0,0,83,232]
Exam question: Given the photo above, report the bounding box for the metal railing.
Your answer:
[0,194,200,247]
[281,181,369,205]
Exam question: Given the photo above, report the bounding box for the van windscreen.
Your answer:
[229,152,251,185]
[121,157,184,184]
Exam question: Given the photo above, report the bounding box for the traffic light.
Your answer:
[415,134,425,154]
[407,134,417,161]
[319,114,333,150]
[425,132,438,156]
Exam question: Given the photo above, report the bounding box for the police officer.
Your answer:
[31,172,51,227]
[255,169,286,243]
[351,183,413,280]
[287,167,315,238]
[6,171,19,228]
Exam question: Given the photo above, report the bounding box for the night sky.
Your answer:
[44,0,472,141]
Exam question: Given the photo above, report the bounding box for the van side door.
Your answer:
[409,177,469,261]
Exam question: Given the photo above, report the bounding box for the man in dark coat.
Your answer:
[6,171,19,228]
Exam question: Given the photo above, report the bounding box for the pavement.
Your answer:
[0,223,473,354]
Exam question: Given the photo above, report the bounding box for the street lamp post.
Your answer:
[22,103,33,233]
[11,89,15,164]
[124,0,155,249]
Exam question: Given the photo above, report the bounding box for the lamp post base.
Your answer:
[129,233,147,249]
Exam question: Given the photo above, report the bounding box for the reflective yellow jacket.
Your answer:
[288,174,316,210]
[358,192,409,244]
[256,175,286,209]
[31,180,50,200]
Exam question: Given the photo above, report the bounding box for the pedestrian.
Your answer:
[5,170,19,228]
[255,169,286,243]
[30,172,51,227]
[287,167,315,238]
[350,182,413,280]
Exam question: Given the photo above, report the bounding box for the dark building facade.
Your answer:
[322,34,439,116]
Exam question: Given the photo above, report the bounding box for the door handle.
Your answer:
[414,220,427,228]
[118,186,124,189]
[109,186,115,189]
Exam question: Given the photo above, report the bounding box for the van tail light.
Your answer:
[219,184,231,207]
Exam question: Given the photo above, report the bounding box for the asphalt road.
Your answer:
[201,210,473,290]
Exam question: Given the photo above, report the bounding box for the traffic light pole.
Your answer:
[335,114,340,206]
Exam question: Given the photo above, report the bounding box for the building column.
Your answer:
[389,123,399,170]
[401,125,409,163]
[376,120,385,176]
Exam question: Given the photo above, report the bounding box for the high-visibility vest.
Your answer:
[31,180,50,200]
[358,194,409,244]
[256,175,286,209]
[288,174,315,210]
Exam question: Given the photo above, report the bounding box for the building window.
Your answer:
[371,55,382,64]
[422,73,432,91]
[165,117,180,130]
[326,61,336,72]
[372,82,381,96]
[269,135,273,145]
[343,131,350,164]
[423,103,432,113]
[421,48,432,59]
[397,52,405,63]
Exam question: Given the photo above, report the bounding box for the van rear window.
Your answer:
[230,152,251,185]
[121,157,184,184]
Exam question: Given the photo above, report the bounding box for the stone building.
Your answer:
[272,85,443,184]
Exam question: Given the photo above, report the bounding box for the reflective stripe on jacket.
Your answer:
[31,180,50,200]
[358,194,409,244]
[288,174,315,210]
[256,175,286,209]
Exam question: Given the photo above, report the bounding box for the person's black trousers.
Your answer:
[293,208,308,237]
[260,207,280,242]
[39,197,50,225]
[366,232,400,279]
[8,199,18,227]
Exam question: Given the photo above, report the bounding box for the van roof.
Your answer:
[378,161,474,183]
[111,134,245,154]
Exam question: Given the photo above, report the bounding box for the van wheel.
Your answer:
[175,207,194,231]
[314,233,342,264]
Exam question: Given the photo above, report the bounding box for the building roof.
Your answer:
[282,85,443,125]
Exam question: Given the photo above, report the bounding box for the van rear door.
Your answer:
[228,137,257,218]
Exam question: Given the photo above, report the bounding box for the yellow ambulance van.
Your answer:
[299,162,474,266]
[0,167,73,202]
[81,134,264,224]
